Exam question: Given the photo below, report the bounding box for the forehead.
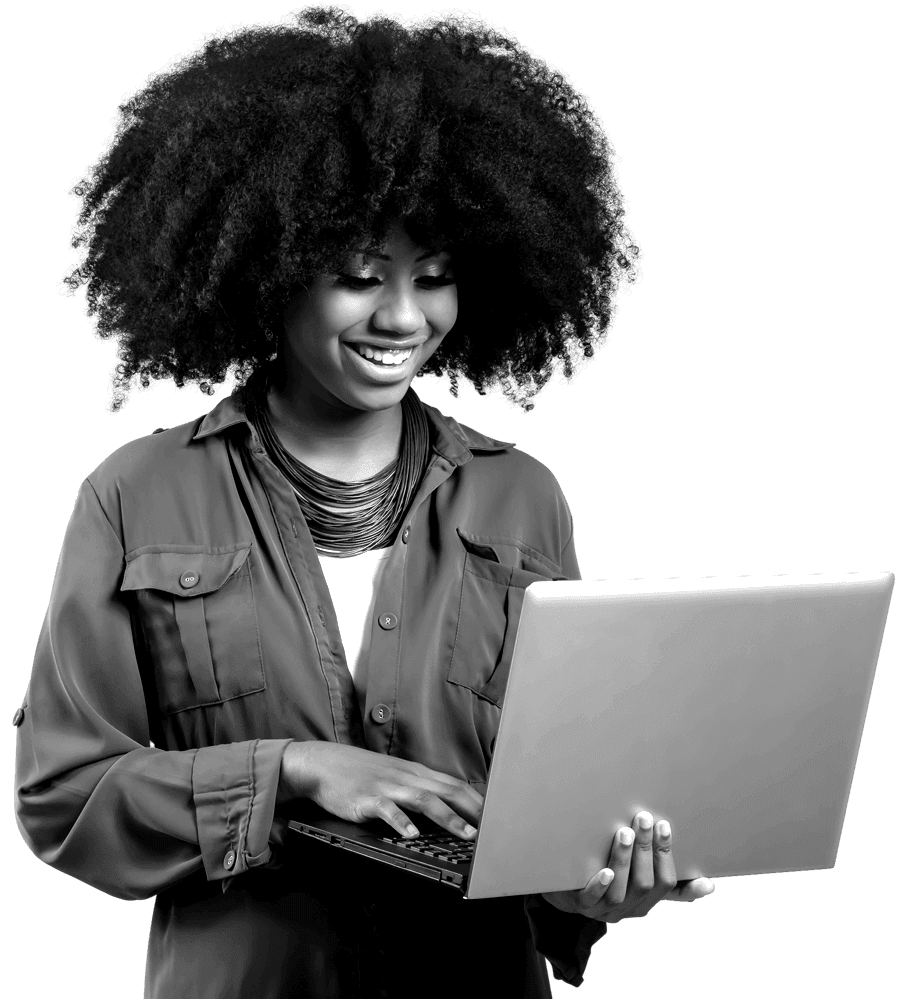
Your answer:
[355,221,451,262]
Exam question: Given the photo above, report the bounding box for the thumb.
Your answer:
[666,877,715,901]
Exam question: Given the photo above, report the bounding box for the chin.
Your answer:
[336,378,413,408]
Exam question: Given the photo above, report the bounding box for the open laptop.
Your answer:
[289,569,894,899]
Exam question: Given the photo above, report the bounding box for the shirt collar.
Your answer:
[191,385,515,465]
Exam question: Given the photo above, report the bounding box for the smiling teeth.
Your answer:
[355,345,413,365]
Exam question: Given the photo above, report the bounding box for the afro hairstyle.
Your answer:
[64,5,639,413]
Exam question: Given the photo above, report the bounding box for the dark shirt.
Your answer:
[14,387,606,998]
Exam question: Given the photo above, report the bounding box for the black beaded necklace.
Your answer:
[244,375,431,558]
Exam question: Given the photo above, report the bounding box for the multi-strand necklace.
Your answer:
[245,378,431,558]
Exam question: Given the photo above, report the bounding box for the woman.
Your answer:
[14,8,714,998]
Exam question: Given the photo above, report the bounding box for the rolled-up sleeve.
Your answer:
[525,893,607,987]
[14,477,292,900]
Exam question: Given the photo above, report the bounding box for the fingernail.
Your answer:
[619,828,634,846]
[405,825,418,837]
[638,812,653,830]
[463,824,477,836]
[657,820,671,838]
[600,869,614,886]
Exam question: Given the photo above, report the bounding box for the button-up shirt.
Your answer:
[14,387,606,998]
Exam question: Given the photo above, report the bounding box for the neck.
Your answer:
[264,378,404,482]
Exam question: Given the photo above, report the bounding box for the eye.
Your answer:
[416,275,456,288]
[335,274,380,289]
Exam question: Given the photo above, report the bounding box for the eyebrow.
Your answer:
[363,249,449,262]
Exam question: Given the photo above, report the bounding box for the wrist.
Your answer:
[276,740,315,807]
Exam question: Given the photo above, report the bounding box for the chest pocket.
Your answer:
[121,542,265,715]
[447,528,567,707]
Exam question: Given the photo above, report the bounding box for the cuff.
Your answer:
[192,738,294,889]
[524,894,607,987]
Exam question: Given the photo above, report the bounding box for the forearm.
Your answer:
[13,478,295,899]
[16,729,292,899]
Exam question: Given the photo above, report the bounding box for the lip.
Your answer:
[343,341,419,384]
[344,336,428,351]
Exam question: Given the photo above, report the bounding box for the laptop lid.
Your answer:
[465,570,894,899]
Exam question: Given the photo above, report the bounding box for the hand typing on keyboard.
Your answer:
[278,741,482,840]
[541,810,715,924]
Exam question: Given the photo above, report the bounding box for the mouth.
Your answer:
[347,344,414,368]
[343,341,420,383]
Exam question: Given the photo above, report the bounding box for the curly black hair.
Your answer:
[65,6,638,413]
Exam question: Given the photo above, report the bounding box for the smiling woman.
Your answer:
[10,7,712,1000]
[59,6,637,419]
[261,224,459,485]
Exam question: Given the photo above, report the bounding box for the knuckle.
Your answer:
[374,796,397,818]
[359,795,391,821]
[656,874,678,893]
[634,876,655,893]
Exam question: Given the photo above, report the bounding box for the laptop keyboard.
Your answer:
[378,832,476,864]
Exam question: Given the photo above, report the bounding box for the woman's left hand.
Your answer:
[541,810,715,923]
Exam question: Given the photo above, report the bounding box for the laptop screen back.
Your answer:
[465,571,894,899]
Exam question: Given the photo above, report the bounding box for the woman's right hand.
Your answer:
[277,741,483,840]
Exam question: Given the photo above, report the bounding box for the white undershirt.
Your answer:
[316,546,394,716]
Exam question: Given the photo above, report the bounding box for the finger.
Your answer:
[384,762,483,825]
[666,877,716,902]
[628,811,655,896]
[397,764,485,818]
[576,868,615,914]
[652,819,678,897]
[413,776,483,828]
[361,795,422,838]
[380,761,482,836]
[604,825,635,904]
[395,786,478,839]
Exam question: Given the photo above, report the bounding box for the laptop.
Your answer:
[289,569,895,899]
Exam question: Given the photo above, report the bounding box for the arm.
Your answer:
[13,477,292,900]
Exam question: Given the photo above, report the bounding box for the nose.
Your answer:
[371,281,425,336]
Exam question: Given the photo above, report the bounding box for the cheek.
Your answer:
[318,295,366,336]
[287,296,360,362]
[431,287,458,335]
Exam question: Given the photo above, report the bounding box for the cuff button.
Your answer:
[223,850,236,871]
[12,707,24,727]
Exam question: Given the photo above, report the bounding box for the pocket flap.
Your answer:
[121,543,252,597]
[456,528,567,585]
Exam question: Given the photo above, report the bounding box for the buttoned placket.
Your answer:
[357,455,459,756]
[231,420,463,756]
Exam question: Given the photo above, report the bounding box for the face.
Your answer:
[278,223,457,415]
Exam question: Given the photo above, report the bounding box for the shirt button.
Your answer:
[370,704,391,724]
[378,613,398,630]
[223,850,236,870]
[180,571,200,589]
[402,525,410,544]
[12,707,24,727]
